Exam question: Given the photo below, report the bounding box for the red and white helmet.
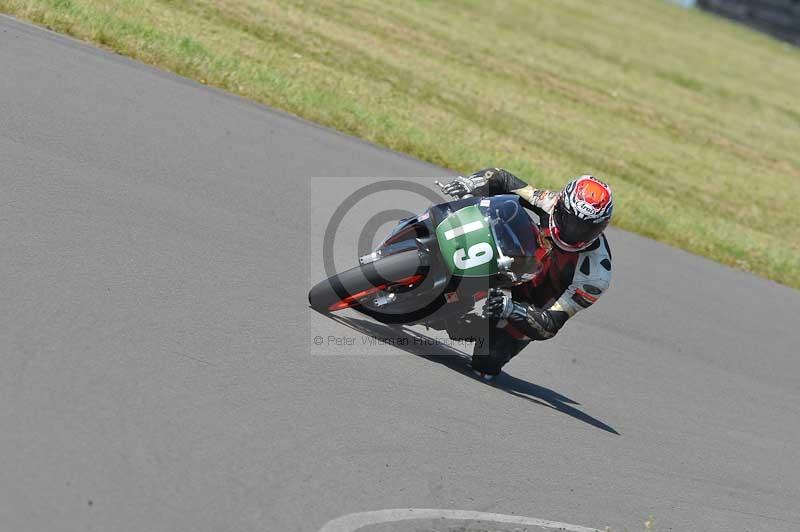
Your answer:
[549,175,613,252]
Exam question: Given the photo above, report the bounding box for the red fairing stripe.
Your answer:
[328,274,425,311]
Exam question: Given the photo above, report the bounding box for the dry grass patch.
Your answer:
[2,0,799,286]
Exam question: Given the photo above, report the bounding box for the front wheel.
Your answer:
[308,250,427,314]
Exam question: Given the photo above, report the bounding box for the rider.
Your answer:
[440,168,614,380]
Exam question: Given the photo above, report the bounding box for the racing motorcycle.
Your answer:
[308,186,548,331]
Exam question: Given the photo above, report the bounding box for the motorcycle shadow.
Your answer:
[321,311,619,435]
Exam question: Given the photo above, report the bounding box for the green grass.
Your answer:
[3,0,799,287]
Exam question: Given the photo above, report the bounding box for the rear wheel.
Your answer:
[308,251,427,314]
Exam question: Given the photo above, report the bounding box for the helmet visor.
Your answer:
[553,199,607,249]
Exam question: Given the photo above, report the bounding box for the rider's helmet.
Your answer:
[549,175,613,252]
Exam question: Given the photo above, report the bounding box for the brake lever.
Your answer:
[434,180,453,197]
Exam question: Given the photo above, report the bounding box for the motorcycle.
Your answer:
[308,186,548,332]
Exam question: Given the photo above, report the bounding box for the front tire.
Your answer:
[308,250,426,314]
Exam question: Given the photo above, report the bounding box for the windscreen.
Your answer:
[480,195,542,280]
[479,196,538,257]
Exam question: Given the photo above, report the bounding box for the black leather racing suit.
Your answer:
[451,168,613,376]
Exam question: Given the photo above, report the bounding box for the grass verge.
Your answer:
[2,0,799,287]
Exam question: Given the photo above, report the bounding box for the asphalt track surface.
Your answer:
[2,15,800,532]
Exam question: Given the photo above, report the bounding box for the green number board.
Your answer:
[435,205,498,277]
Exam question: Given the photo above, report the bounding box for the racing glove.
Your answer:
[483,288,528,321]
[482,289,566,340]
[440,173,488,198]
[440,168,530,199]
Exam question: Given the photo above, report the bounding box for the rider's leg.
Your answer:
[470,323,530,376]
